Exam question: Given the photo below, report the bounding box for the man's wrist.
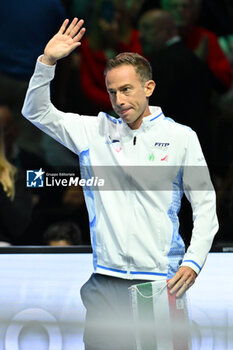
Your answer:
[40,54,57,66]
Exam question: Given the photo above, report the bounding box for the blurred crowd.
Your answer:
[0,0,232,247]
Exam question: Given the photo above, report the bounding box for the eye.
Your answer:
[122,87,131,93]
[108,90,116,96]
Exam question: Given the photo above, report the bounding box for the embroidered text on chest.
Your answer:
[154,142,170,151]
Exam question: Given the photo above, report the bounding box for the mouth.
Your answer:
[118,108,132,116]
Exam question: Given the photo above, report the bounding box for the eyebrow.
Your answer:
[107,84,132,93]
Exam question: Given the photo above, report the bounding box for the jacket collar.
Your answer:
[102,106,164,141]
[120,106,164,136]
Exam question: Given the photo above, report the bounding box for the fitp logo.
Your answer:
[26,169,45,187]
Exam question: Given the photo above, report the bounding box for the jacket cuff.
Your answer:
[36,55,56,76]
[180,259,202,275]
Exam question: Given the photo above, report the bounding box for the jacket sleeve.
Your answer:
[22,56,95,155]
[180,130,219,274]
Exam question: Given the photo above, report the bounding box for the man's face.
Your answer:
[115,0,145,20]
[162,0,196,29]
[139,16,167,55]
[105,64,155,129]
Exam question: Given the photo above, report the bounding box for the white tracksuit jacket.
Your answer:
[22,58,219,280]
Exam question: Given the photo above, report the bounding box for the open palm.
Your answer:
[43,18,86,65]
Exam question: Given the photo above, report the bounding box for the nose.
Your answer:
[116,91,125,107]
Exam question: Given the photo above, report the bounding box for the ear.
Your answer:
[144,80,156,97]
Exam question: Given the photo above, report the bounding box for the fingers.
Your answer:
[66,17,79,35]
[167,266,197,297]
[171,279,195,298]
[58,19,70,34]
[73,26,86,44]
[58,18,85,39]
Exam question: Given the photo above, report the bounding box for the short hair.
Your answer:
[44,221,82,245]
[104,52,153,83]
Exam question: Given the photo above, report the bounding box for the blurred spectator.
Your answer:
[15,179,90,246]
[79,0,143,114]
[44,221,82,246]
[160,0,233,92]
[0,105,53,245]
[79,0,119,114]
[0,117,32,246]
[0,105,90,246]
[192,0,233,181]
[114,0,145,44]
[0,106,48,172]
[44,183,91,245]
[0,0,79,171]
[139,9,212,160]
[0,106,19,162]
[0,0,66,156]
[139,9,213,245]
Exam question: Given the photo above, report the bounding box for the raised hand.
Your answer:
[41,18,86,65]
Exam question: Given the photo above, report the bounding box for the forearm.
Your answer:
[181,189,219,274]
[22,56,56,123]
[21,57,76,153]
[181,130,219,274]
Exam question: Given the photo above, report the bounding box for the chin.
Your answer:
[122,115,135,123]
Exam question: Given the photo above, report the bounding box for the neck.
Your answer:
[128,106,151,130]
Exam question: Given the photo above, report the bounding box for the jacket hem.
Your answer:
[95,264,168,281]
